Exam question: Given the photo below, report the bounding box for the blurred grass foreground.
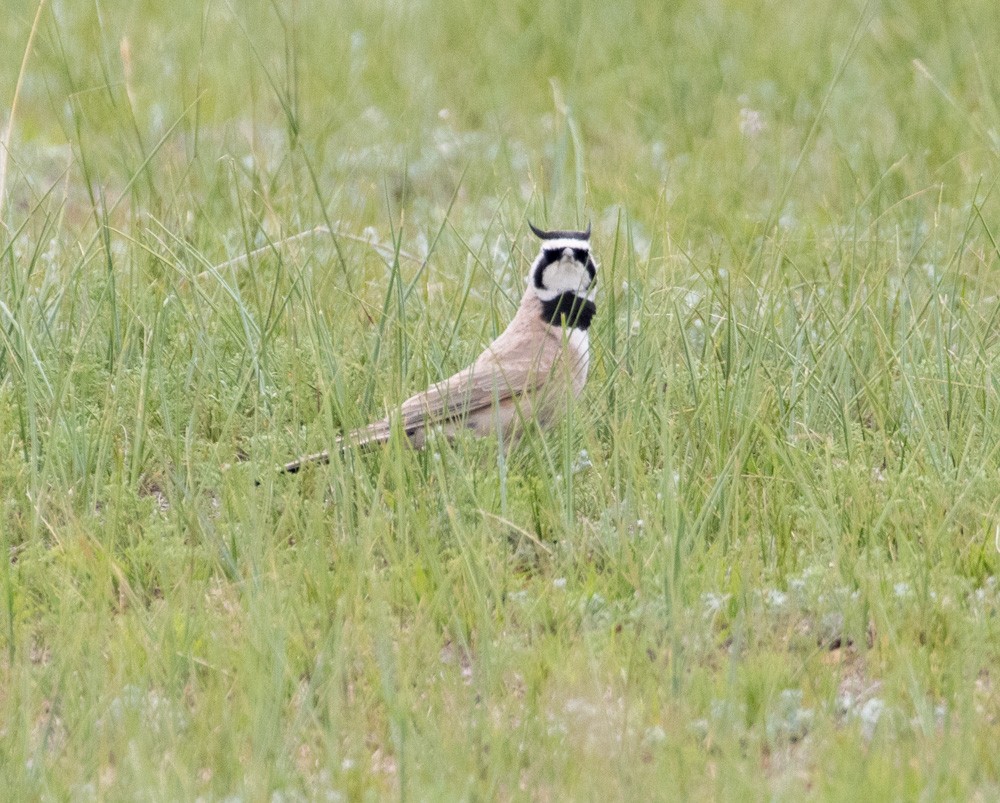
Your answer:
[2,0,1000,798]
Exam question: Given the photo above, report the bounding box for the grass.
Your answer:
[2,0,1000,798]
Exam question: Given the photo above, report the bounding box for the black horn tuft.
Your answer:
[528,221,551,240]
[528,221,592,240]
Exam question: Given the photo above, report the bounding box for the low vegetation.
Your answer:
[2,0,999,797]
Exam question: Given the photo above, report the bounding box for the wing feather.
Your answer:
[394,317,567,432]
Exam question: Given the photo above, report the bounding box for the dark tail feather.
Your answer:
[281,449,332,474]
[279,423,394,474]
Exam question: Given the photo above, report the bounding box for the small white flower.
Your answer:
[738,107,766,138]
[766,689,813,741]
[858,698,886,740]
[765,589,788,607]
[572,449,593,474]
[702,592,730,616]
[643,725,667,745]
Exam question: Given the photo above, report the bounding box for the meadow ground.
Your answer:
[2,0,1000,798]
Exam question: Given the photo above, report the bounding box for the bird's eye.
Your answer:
[572,248,589,263]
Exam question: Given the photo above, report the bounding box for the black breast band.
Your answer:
[539,293,596,330]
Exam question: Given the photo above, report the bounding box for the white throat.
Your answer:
[568,327,590,378]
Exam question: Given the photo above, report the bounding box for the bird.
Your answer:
[281,222,597,473]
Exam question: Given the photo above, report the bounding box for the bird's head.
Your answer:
[528,222,596,303]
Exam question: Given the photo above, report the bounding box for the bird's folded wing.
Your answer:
[396,355,543,432]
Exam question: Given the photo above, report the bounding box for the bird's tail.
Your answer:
[281,448,332,474]
[279,419,395,473]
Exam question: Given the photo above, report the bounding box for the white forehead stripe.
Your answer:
[539,238,590,251]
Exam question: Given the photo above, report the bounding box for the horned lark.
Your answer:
[282,222,597,473]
